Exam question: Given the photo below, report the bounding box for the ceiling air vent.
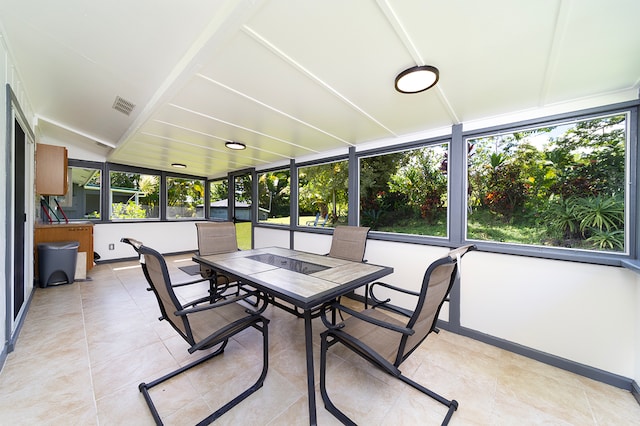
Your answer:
[112,96,135,116]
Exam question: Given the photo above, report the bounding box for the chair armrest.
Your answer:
[320,302,414,336]
[370,281,420,298]
[368,281,419,318]
[171,276,212,288]
[175,290,268,316]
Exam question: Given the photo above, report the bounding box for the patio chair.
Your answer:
[327,226,371,306]
[305,212,328,227]
[136,244,270,425]
[319,244,476,426]
[328,225,370,262]
[121,237,218,306]
[195,221,243,302]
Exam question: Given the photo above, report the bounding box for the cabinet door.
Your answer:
[35,144,68,195]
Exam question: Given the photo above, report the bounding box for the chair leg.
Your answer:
[140,319,269,426]
[320,331,458,426]
[397,374,458,425]
[195,319,269,426]
[319,332,356,426]
[139,341,228,425]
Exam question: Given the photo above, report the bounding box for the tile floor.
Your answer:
[1,253,639,425]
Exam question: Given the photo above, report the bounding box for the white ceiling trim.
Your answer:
[196,71,353,146]
[113,0,263,148]
[168,102,320,154]
[376,0,424,66]
[376,0,461,125]
[539,0,572,106]
[152,118,295,160]
[241,24,397,139]
[138,131,270,164]
[35,115,116,148]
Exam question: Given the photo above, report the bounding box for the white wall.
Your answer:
[461,251,636,378]
[94,221,199,261]
[259,228,638,381]
[254,226,290,249]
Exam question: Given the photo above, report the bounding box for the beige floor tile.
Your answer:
[0,253,637,425]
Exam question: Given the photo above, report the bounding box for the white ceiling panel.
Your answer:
[1,0,638,177]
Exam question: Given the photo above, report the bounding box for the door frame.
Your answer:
[4,84,35,353]
[228,168,255,249]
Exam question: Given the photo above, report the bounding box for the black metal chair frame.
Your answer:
[318,244,476,426]
[121,237,228,307]
[132,243,270,425]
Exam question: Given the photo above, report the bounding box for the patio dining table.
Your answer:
[193,246,393,426]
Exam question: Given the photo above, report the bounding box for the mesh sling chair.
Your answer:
[195,222,243,302]
[319,244,476,426]
[135,244,270,425]
[328,226,371,306]
[121,237,219,306]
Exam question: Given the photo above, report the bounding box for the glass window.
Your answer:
[233,174,252,222]
[258,169,291,225]
[298,160,348,227]
[208,179,229,219]
[166,177,205,219]
[466,113,628,253]
[359,143,449,237]
[52,166,101,220]
[109,171,160,219]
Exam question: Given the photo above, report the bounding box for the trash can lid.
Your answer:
[37,241,80,249]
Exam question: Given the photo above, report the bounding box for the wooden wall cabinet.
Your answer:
[35,143,68,195]
[34,223,94,278]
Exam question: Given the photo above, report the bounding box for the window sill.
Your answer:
[620,260,640,274]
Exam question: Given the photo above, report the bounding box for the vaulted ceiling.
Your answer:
[1,0,639,178]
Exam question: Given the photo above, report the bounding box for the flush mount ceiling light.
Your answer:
[225,141,246,150]
[394,65,440,94]
[171,163,187,169]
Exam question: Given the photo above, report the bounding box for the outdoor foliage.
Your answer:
[360,145,448,235]
[467,114,626,251]
[109,172,159,219]
[258,170,290,219]
[299,160,349,225]
[166,177,204,218]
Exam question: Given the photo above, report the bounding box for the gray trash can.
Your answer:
[38,241,79,288]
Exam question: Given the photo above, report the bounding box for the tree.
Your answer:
[388,146,448,224]
[258,171,290,217]
[299,161,348,223]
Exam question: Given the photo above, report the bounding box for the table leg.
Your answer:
[304,310,317,426]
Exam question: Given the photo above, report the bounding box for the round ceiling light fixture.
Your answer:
[225,141,246,150]
[394,65,440,94]
[171,163,187,169]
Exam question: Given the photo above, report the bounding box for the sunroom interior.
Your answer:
[1,0,639,424]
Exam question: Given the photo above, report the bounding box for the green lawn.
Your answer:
[235,216,319,249]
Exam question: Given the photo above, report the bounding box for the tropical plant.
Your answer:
[111,201,147,219]
[586,229,624,251]
[574,196,624,233]
[543,196,581,239]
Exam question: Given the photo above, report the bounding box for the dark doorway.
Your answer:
[13,118,25,319]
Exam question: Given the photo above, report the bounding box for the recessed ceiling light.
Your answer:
[171,163,187,169]
[225,141,246,150]
[395,65,439,94]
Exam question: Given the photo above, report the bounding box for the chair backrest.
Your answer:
[397,244,475,365]
[138,245,194,344]
[328,226,370,262]
[196,222,238,255]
